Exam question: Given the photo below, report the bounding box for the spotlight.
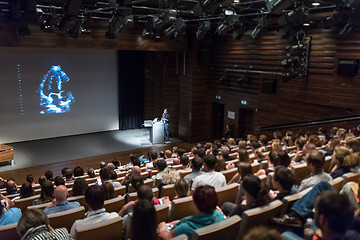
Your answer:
[164,24,176,38]
[68,19,81,39]
[228,15,240,27]
[285,44,306,53]
[41,13,56,32]
[238,73,250,85]
[338,22,355,39]
[152,17,166,30]
[164,9,177,24]
[251,15,267,39]
[281,56,300,69]
[266,0,296,14]
[196,21,211,40]
[143,20,155,39]
[219,72,230,84]
[119,15,134,33]
[282,71,299,83]
[105,9,121,39]
[80,12,92,34]
[278,7,307,26]
[216,22,230,36]
[232,22,247,40]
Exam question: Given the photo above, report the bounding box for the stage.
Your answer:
[0,129,181,172]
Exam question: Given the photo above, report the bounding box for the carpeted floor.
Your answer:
[0,129,181,172]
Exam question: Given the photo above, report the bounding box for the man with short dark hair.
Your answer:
[191,154,226,191]
[70,185,119,238]
[272,166,294,200]
[5,179,18,196]
[44,185,80,215]
[298,151,331,192]
[220,146,235,161]
[184,156,204,187]
[152,159,167,187]
[64,168,74,183]
[99,167,121,188]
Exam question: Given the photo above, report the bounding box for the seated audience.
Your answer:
[152,159,167,187]
[330,146,357,179]
[180,155,190,171]
[293,143,316,163]
[70,185,119,238]
[174,179,190,199]
[99,167,121,188]
[73,166,84,177]
[87,168,96,178]
[132,200,157,240]
[102,182,115,200]
[228,162,253,184]
[238,149,251,163]
[119,185,153,217]
[243,226,282,240]
[221,175,270,217]
[17,209,72,240]
[0,194,20,226]
[5,179,18,196]
[44,185,80,215]
[158,185,224,239]
[184,156,204,187]
[54,176,65,186]
[99,161,106,169]
[64,168,74,183]
[191,154,226,191]
[12,182,34,202]
[38,176,46,186]
[72,178,88,197]
[26,174,36,187]
[162,167,180,185]
[33,180,54,205]
[271,166,294,200]
[165,150,174,164]
[340,179,360,211]
[220,146,235,161]
[45,170,54,182]
[298,151,331,192]
[215,156,226,172]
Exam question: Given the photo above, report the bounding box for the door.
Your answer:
[212,103,224,140]
[238,108,254,139]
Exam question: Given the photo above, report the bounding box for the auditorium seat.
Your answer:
[128,188,159,202]
[104,196,125,213]
[192,215,242,240]
[68,195,88,210]
[286,146,296,153]
[117,172,126,178]
[237,200,283,239]
[129,179,153,193]
[266,172,275,190]
[48,206,85,231]
[114,186,126,196]
[221,168,238,183]
[216,183,239,207]
[171,234,188,240]
[329,177,344,193]
[15,195,40,213]
[323,156,332,173]
[0,223,18,240]
[281,188,311,216]
[140,171,149,178]
[342,172,360,187]
[75,216,123,240]
[291,163,310,186]
[162,184,176,200]
[172,165,184,171]
[155,204,170,224]
[180,170,192,179]
[27,201,50,211]
[85,177,98,185]
[259,160,268,170]
[168,196,197,222]
[251,162,260,173]
[229,152,238,159]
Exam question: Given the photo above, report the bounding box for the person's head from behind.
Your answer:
[73,166,84,177]
[85,185,105,211]
[54,185,69,203]
[132,200,157,240]
[278,150,291,167]
[192,156,203,171]
[38,176,46,186]
[44,170,54,181]
[203,154,217,171]
[306,150,325,173]
[238,163,253,180]
[137,185,153,202]
[6,179,17,192]
[162,167,180,184]
[220,146,230,158]
[102,181,115,200]
[214,156,226,172]
[333,146,351,168]
[130,154,137,164]
[87,168,96,178]
[41,180,54,202]
[180,155,189,167]
[54,176,65,186]
[72,178,88,197]
[100,167,111,181]
[174,179,189,198]
[193,185,218,214]
[61,167,69,177]
[272,166,294,193]
[238,140,247,150]
[132,158,141,167]
[64,168,73,180]
[99,161,106,169]
[26,174,34,184]
[16,209,49,237]
[130,173,144,191]
[20,182,34,198]
[242,175,270,206]
[165,150,172,159]
[238,149,250,163]
[149,151,157,161]
[156,159,167,172]
[315,191,354,236]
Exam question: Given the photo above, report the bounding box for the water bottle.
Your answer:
[303,218,314,240]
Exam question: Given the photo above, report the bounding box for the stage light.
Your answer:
[278,7,307,26]
[266,0,296,14]
[282,71,299,83]
[119,15,134,33]
[251,14,267,39]
[338,22,355,39]
[68,19,81,39]
[281,56,300,69]
[80,12,92,34]
[232,22,247,40]
[164,9,177,24]
[105,9,121,39]
[216,22,230,36]
[344,0,360,9]
[196,21,211,40]
[152,17,166,30]
[285,44,306,53]
[164,24,176,38]
[219,72,230,84]
[41,13,56,32]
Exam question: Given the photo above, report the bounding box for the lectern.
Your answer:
[150,122,164,144]
[0,145,14,165]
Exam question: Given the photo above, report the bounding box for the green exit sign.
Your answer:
[216,95,221,100]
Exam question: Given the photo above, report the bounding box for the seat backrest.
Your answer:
[237,200,283,239]
[0,223,18,240]
[155,204,169,224]
[258,175,267,186]
[266,172,275,190]
[216,183,239,207]
[291,163,310,186]
[259,160,268,170]
[329,177,344,193]
[251,162,260,173]
[192,215,241,240]
[162,184,176,200]
[114,186,126,196]
[128,188,159,202]
[323,156,332,173]
[171,234,188,240]
[104,196,125,213]
[229,152,238,159]
[144,179,153,188]
[15,195,40,213]
[281,187,311,216]
[169,196,197,222]
[68,195,88,210]
[221,168,238,183]
[85,177,98,185]
[180,170,192,179]
[27,201,49,210]
[48,206,85,231]
[342,172,360,187]
[235,182,244,205]
[75,216,122,240]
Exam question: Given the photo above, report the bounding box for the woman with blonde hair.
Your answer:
[162,167,180,185]
[331,146,358,179]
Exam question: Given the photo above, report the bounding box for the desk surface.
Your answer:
[0,144,13,152]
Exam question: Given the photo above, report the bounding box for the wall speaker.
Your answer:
[263,79,276,93]
[338,59,359,76]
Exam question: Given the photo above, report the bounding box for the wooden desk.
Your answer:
[0,145,14,164]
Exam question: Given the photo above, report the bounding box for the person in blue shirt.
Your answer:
[162,109,170,141]
[0,194,21,226]
[158,185,224,239]
[44,185,80,215]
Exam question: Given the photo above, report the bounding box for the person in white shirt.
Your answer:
[99,167,121,188]
[191,154,226,192]
[70,185,119,238]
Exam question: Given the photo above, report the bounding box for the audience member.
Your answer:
[33,180,54,205]
[70,185,119,238]
[72,178,88,197]
[73,166,84,177]
[220,146,234,161]
[99,161,106,169]
[38,176,46,186]
[243,226,282,240]
[102,181,116,200]
[0,194,20,226]
[45,170,54,182]
[87,168,96,178]
[5,179,18,196]
[54,176,65,186]
[100,167,121,188]
[162,167,180,185]
[64,168,74,183]
[132,200,157,240]
[12,182,34,202]
[152,159,167,187]
[271,166,294,200]
[215,156,226,172]
[44,185,80,215]
[238,149,251,163]
[26,174,35,187]
[61,167,69,177]
[174,179,189,199]
[330,146,352,178]
[228,162,253,184]
[184,156,204,187]
[180,155,190,170]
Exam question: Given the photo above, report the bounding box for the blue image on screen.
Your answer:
[39,65,75,114]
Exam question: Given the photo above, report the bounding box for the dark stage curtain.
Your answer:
[118,51,144,130]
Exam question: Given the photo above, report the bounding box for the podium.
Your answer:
[0,144,14,165]
[150,122,164,144]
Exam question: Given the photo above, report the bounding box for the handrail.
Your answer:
[255,115,360,132]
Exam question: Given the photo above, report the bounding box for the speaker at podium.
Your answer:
[143,119,164,144]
